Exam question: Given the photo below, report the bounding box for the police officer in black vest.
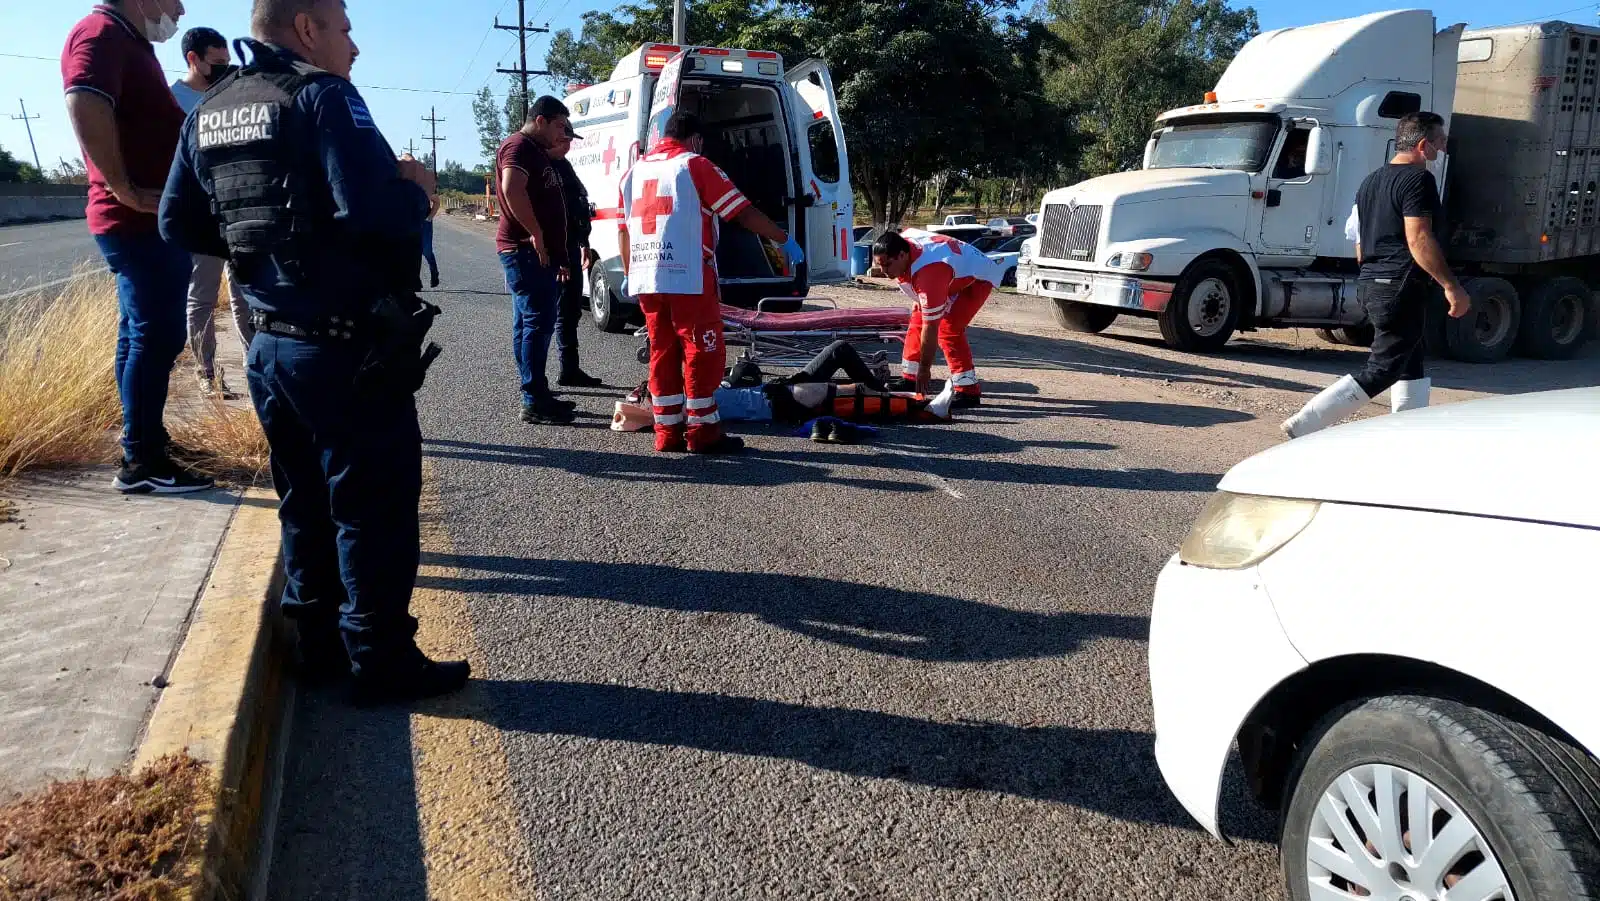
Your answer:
[550,122,603,387]
[159,0,468,704]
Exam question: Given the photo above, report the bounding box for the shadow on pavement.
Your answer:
[423,437,1222,493]
[267,688,429,901]
[427,679,1227,834]
[418,553,1145,663]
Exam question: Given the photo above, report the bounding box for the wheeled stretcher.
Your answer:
[635,299,912,374]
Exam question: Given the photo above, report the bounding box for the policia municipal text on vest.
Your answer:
[193,38,441,395]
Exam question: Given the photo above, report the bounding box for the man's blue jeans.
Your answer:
[421,219,439,283]
[500,247,559,404]
[93,231,192,464]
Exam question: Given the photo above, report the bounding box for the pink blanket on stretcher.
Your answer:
[719,304,911,332]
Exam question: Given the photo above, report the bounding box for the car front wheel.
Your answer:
[1282,695,1600,901]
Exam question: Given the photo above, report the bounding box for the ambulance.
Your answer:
[563,44,853,332]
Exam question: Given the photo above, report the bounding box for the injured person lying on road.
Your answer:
[613,341,956,430]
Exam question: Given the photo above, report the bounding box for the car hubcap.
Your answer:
[1473,293,1513,347]
[1187,277,1231,337]
[592,275,610,321]
[1306,763,1513,900]
[1552,293,1585,344]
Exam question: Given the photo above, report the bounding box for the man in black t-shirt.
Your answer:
[1282,111,1471,438]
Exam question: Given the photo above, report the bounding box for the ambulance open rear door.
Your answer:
[784,59,852,284]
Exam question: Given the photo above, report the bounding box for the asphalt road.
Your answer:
[0,218,103,301]
[264,215,1297,900]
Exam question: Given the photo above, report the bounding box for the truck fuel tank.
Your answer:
[1258,271,1365,325]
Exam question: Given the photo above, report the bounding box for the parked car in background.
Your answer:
[925,223,995,244]
[938,214,978,226]
[971,234,1028,286]
[1149,387,1600,901]
[986,216,1036,237]
[1025,212,1039,226]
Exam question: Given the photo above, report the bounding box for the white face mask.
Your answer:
[143,13,179,43]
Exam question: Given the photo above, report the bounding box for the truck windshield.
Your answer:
[1149,117,1279,172]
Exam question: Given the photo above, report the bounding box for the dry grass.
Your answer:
[0,273,121,479]
[0,752,211,901]
[169,399,269,484]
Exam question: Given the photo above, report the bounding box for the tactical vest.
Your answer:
[191,40,324,279]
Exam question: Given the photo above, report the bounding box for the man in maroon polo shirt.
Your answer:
[62,0,212,494]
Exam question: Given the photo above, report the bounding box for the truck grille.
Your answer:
[1039,203,1102,262]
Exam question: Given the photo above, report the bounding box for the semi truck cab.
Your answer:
[1019,11,1466,351]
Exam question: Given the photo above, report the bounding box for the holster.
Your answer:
[354,292,443,396]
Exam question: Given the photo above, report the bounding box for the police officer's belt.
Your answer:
[250,311,361,341]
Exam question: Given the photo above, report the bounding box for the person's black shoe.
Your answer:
[689,434,746,455]
[521,398,577,424]
[294,635,351,686]
[557,369,604,388]
[951,392,982,409]
[113,459,215,495]
[831,422,862,445]
[810,420,831,443]
[884,377,917,393]
[350,657,471,706]
[429,273,441,288]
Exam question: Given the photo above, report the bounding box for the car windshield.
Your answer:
[1148,116,1280,173]
[970,236,1005,252]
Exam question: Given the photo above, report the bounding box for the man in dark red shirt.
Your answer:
[62,0,211,494]
[497,95,576,425]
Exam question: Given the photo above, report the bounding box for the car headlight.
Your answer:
[1019,238,1038,263]
[1178,492,1319,569]
[1105,252,1153,272]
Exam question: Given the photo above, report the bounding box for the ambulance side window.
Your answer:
[808,120,840,184]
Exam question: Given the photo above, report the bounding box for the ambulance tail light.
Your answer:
[643,44,680,69]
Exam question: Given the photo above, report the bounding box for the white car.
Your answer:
[1150,388,1600,901]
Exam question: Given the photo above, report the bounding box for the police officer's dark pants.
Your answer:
[555,242,586,373]
[421,219,439,283]
[1353,277,1429,398]
[500,247,559,404]
[93,232,192,463]
[246,331,423,677]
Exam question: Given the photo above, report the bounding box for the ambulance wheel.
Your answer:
[1160,259,1240,352]
[590,269,632,334]
[1516,277,1589,359]
[1444,276,1519,363]
[1051,300,1118,333]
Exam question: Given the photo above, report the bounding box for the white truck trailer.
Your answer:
[1017,9,1600,361]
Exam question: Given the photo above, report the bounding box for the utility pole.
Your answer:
[673,0,687,45]
[422,107,446,176]
[404,139,420,157]
[11,99,41,171]
[495,0,549,122]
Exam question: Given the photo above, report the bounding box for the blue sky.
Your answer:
[1,0,1596,172]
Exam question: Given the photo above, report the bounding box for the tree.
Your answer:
[797,0,1073,226]
[1045,0,1257,176]
[50,157,89,185]
[0,145,45,184]
[436,159,489,194]
[473,85,507,162]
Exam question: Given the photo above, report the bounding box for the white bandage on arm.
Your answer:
[1343,204,1360,243]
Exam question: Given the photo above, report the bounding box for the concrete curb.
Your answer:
[134,486,285,901]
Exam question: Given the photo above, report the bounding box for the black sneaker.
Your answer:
[113,459,215,495]
[294,633,352,686]
[952,392,982,409]
[521,399,576,425]
[350,657,471,706]
[810,420,831,443]
[557,369,604,388]
[429,274,441,288]
[885,377,917,393]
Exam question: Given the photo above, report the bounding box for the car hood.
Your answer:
[1220,388,1600,528]
[1043,168,1250,207]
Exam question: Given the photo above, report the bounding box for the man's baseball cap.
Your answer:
[563,120,583,140]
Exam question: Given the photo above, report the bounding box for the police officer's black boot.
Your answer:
[558,367,604,388]
[350,649,471,706]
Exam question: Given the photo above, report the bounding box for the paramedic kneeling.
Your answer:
[872,230,1001,407]
[158,0,468,705]
[620,111,801,454]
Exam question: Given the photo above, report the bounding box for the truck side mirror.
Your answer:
[1143,138,1157,170]
[1305,126,1332,175]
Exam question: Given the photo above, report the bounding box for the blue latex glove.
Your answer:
[618,274,630,297]
[782,236,805,266]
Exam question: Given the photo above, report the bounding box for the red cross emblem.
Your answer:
[634,179,675,236]
[602,137,618,175]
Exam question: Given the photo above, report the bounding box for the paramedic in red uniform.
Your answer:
[871,229,1002,407]
[619,112,802,454]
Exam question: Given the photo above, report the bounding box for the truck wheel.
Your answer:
[590,268,633,334]
[1160,259,1240,352]
[1516,277,1590,359]
[1280,695,1600,901]
[1444,276,1520,363]
[1051,300,1118,333]
[1314,328,1342,346]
